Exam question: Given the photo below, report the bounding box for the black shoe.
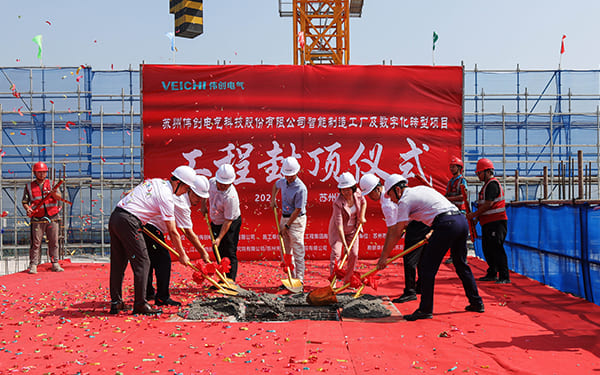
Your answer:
[465,303,485,313]
[495,279,511,284]
[132,303,162,315]
[403,310,433,321]
[109,301,126,314]
[392,294,417,303]
[155,298,182,307]
[478,274,498,282]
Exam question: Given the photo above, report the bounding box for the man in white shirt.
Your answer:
[204,164,242,281]
[360,174,429,303]
[108,166,196,315]
[144,175,211,307]
[377,174,484,321]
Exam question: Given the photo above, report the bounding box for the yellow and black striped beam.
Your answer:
[169,0,203,39]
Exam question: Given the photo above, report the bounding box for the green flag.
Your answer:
[432,31,439,51]
[32,35,43,59]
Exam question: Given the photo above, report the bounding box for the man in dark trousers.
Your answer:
[359,173,429,303]
[144,174,211,306]
[377,174,484,321]
[108,165,196,315]
[467,158,510,284]
[205,164,242,281]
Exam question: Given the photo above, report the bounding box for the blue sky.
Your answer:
[1,0,599,70]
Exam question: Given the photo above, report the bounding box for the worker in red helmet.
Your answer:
[443,156,468,264]
[445,157,467,211]
[466,158,510,284]
[21,162,64,274]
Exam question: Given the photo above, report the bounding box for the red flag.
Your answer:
[298,31,305,48]
[560,35,566,54]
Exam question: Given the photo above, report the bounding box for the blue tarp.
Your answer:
[473,203,600,305]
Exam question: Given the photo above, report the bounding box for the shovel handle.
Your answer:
[272,206,296,283]
[141,226,230,293]
[333,237,428,294]
[204,213,223,263]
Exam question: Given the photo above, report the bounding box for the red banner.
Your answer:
[142,65,463,260]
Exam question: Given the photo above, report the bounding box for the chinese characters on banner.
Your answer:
[142,65,463,260]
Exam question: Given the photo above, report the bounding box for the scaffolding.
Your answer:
[1,65,599,274]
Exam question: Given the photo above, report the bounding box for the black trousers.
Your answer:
[481,220,509,279]
[108,207,150,307]
[142,223,173,302]
[418,213,482,314]
[210,216,242,281]
[403,220,430,295]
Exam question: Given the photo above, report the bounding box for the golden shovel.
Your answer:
[141,226,238,296]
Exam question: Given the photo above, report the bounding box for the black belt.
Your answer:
[283,213,305,218]
[432,210,461,225]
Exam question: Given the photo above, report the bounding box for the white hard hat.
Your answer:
[171,165,197,187]
[337,172,357,189]
[359,173,380,196]
[191,175,210,198]
[281,157,300,176]
[215,164,236,185]
[384,174,408,195]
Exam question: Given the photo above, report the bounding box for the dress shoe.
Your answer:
[133,303,162,315]
[465,303,485,313]
[109,301,126,314]
[403,310,433,321]
[392,294,417,303]
[495,279,511,284]
[478,274,498,282]
[155,298,182,307]
[51,263,64,272]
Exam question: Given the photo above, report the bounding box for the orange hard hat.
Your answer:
[476,158,494,173]
[33,162,48,172]
[450,156,463,168]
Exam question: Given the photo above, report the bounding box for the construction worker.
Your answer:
[466,158,510,284]
[443,156,468,264]
[144,174,211,307]
[270,157,308,284]
[108,165,196,315]
[22,161,64,274]
[328,172,366,285]
[359,173,429,303]
[205,164,242,281]
[377,174,484,321]
[445,156,468,211]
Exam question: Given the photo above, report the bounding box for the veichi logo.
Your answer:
[161,80,245,91]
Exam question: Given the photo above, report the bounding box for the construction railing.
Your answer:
[1,66,600,284]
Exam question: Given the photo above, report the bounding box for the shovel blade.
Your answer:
[215,287,238,296]
[282,278,304,294]
[306,285,338,306]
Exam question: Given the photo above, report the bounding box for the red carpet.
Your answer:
[1,257,599,374]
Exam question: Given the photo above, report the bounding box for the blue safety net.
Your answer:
[473,204,600,305]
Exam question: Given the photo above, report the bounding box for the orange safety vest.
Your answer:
[446,174,467,211]
[27,180,61,218]
[477,177,507,225]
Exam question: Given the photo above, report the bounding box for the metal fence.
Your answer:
[1,65,599,274]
